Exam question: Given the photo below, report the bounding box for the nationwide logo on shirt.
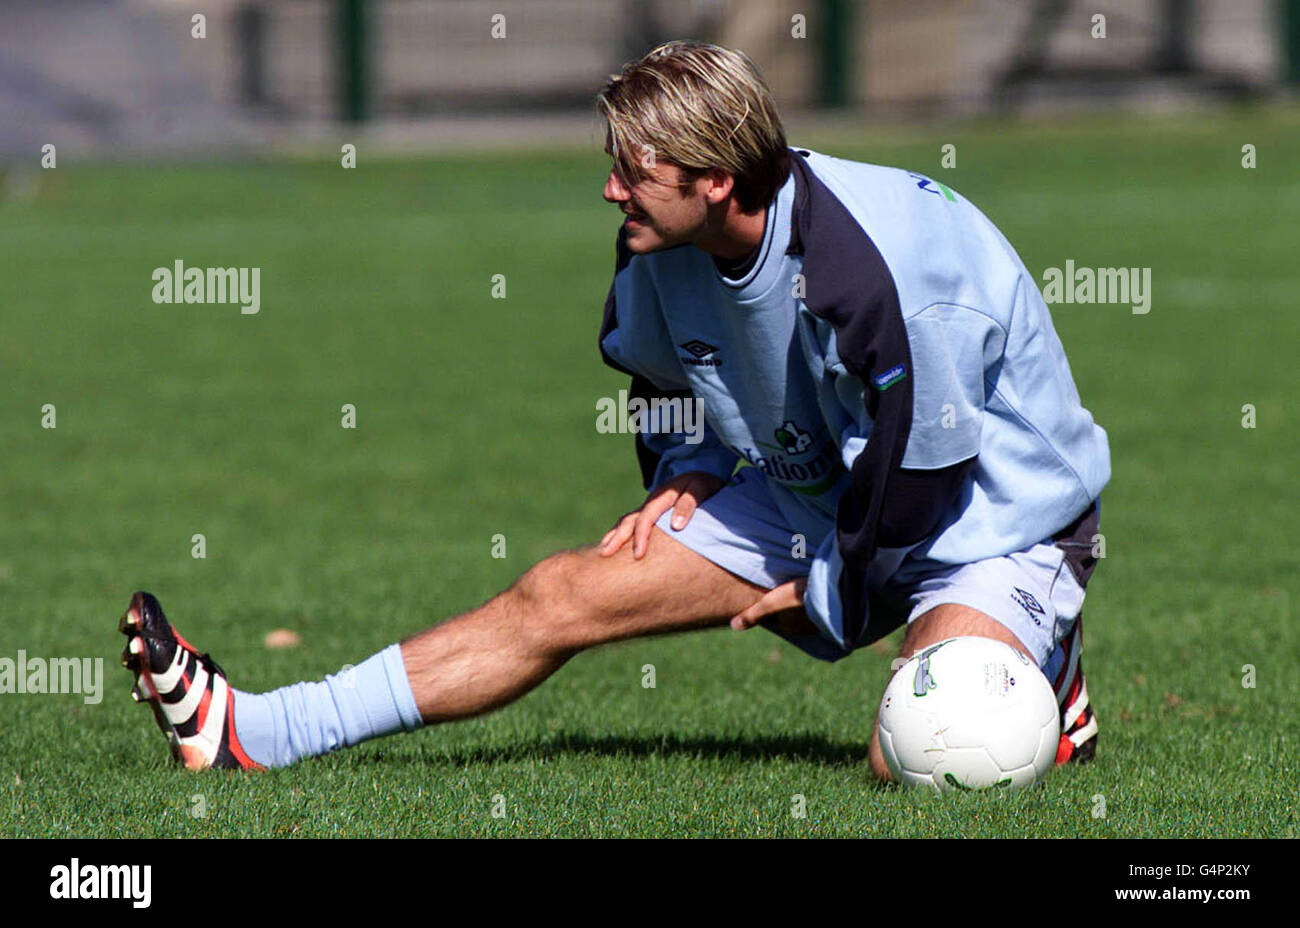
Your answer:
[679,339,722,367]
[871,364,906,391]
[740,419,844,498]
[908,172,957,203]
[773,420,813,455]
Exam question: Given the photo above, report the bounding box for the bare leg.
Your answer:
[867,603,1032,782]
[400,527,766,723]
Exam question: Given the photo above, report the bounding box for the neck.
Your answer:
[692,200,767,260]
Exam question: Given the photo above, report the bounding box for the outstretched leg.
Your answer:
[121,527,766,770]
[402,528,765,722]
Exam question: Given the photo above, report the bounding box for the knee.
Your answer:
[509,550,600,650]
[512,550,583,611]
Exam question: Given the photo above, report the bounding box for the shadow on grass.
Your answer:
[350,730,873,771]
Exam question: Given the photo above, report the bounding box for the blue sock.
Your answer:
[232,644,423,768]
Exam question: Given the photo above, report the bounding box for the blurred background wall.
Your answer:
[0,0,1295,156]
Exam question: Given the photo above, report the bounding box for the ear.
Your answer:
[702,169,735,206]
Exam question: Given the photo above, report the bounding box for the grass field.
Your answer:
[0,108,1296,838]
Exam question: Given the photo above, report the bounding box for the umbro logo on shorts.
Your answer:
[1011,587,1047,626]
[679,339,722,367]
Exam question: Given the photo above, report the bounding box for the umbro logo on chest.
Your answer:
[679,339,722,368]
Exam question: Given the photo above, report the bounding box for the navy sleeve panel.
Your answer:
[787,150,974,646]
[598,227,693,490]
[880,458,977,548]
[597,226,635,376]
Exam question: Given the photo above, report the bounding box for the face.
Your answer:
[602,147,709,254]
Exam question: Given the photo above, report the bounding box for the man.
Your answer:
[119,41,1108,780]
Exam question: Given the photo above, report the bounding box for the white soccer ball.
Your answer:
[877,636,1060,791]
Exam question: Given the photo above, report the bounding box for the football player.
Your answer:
[121,41,1106,778]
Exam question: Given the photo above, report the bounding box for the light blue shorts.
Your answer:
[655,467,1096,679]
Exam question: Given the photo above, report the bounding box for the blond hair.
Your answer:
[596,41,789,213]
